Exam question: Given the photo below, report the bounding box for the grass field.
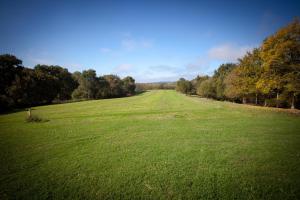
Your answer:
[0,90,300,199]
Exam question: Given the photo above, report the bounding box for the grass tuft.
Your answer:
[25,114,47,123]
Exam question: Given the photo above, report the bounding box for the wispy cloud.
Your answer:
[29,57,55,66]
[207,43,253,62]
[132,43,255,82]
[134,65,182,82]
[100,48,112,53]
[121,39,136,50]
[149,65,178,72]
[184,43,256,78]
[121,37,154,51]
[113,64,133,74]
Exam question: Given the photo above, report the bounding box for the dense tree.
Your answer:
[122,76,136,96]
[192,75,209,95]
[212,63,237,100]
[176,78,192,95]
[72,73,135,100]
[135,82,175,91]
[258,19,300,107]
[0,54,23,93]
[103,75,124,97]
[225,48,262,104]
[197,78,215,98]
[0,54,23,110]
[35,65,78,100]
[0,54,136,111]
[72,70,100,99]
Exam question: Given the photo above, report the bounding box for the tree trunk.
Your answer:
[255,93,258,105]
[276,92,279,108]
[291,92,295,109]
[264,99,267,107]
[27,108,31,117]
[242,97,247,104]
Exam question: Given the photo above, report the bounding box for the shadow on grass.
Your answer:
[1,91,149,116]
[134,90,148,96]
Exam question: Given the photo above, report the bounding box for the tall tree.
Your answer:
[225,48,262,104]
[197,78,215,98]
[193,75,209,95]
[72,69,99,99]
[34,65,78,100]
[212,63,237,100]
[176,78,192,95]
[0,54,24,110]
[103,75,124,97]
[258,19,300,107]
[122,76,136,95]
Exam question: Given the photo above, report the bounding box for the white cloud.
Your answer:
[113,64,133,73]
[121,39,137,50]
[183,43,256,78]
[140,39,154,48]
[208,43,253,62]
[121,38,154,51]
[29,57,55,66]
[100,48,112,53]
[133,64,182,83]
[149,65,178,72]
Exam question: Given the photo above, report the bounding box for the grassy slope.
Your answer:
[0,90,300,199]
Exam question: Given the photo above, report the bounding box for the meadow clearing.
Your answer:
[0,90,300,199]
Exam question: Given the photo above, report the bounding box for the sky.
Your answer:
[0,0,299,82]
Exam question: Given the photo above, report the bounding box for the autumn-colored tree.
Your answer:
[258,19,300,107]
[225,48,262,104]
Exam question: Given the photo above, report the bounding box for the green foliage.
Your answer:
[103,75,124,97]
[72,73,136,100]
[0,55,136,110]
[0,55,80,111]
[34,65,78,100]
[197,78,215,98]
[212,63,237,99]
[72,69,98,99]
[122,76,136,95]
[176,78,192,94]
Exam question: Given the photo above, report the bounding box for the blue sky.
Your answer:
[0,0,299,82]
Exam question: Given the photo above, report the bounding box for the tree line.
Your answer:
[0,55,136,111]
[136,82,176,91]
[176,19,300,109]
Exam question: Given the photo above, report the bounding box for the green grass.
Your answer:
[0,90,300,199]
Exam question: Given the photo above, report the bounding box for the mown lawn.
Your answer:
[0,90,300,199]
